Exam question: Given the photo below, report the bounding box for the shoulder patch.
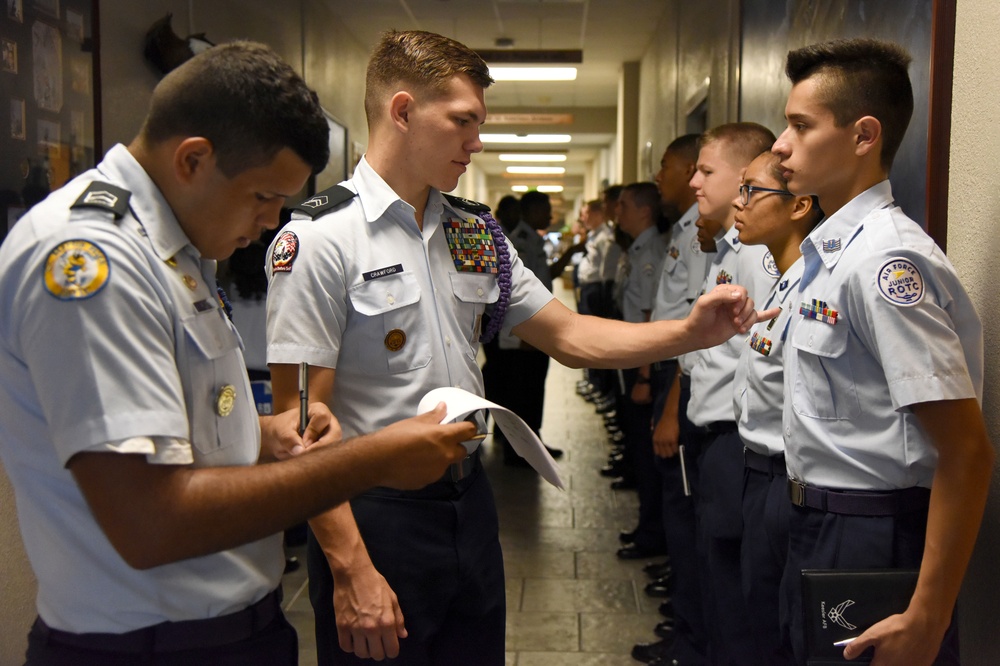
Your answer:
[762,251,780,278]
[71,182,131,220]
[271,231,299,273]
[442,193,491,215]
[43,239,111,300]
[293,185,357,219]
[877,257,924,307]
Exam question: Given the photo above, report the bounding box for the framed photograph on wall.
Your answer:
[0,0,97,246]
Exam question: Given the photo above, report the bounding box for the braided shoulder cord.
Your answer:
[480,210,512,343]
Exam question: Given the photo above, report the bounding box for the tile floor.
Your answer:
[281,283,663,664]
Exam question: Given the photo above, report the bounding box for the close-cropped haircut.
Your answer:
[586,199,604,213]
[785,38,913,171]
[139,41,329,177]
[365,30,494,127]
[700,122,776,168]
[623,182,661,215]
[603,184,624,203]
[519,190,550,218]
[666,133,701,164]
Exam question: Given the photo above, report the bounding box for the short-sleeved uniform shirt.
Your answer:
[687,225,779,426]
[577,222,621,285]
[651,203,710,323]
[498,220,551,349]
[733,257,804,456]
[0,144,281,634]
[265,157,554,438]
[784,181,983,490]
[621,226,667,324]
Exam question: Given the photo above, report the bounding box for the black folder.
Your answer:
[801,569,919,665]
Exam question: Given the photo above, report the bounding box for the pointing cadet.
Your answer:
[731,150,822,665]
[772,38,993,665]
[264,29,776,666]
[0,41,478,666]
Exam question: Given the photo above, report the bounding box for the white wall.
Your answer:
[948,0,1000,661]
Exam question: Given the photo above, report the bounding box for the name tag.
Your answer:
[363,264,404,281]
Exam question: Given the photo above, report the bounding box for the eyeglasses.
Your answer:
[739,184,794,206]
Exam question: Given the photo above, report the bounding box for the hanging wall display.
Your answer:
[1,0,97,244]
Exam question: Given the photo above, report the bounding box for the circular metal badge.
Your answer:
[216,384,237,417]
[384,329,407,352]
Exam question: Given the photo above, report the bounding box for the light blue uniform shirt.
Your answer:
[687,225,779,426]
[577,222,621,285]
[734,257,804,456]
[622,226,667,323]
[651,203,710,323]
[783,181,983,490]
[0,145,280,633]
[266,157,554,438]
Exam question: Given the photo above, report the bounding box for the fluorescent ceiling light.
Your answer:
[498,154,567,162]
[481,134,572,144]
[489,67,577,81]
[511,185,529,192]
[506,166,566,175]
[537,185,564,193]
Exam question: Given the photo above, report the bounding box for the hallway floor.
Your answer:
[281,283,661,665]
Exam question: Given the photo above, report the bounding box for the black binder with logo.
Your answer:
[801,569,919,665]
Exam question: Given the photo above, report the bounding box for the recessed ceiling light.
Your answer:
[506,166,566,175]
[511,185,529,193]
[537,185,564,193]
[489,67,577,81]
[481,134,572,144]
[498,154,567,162]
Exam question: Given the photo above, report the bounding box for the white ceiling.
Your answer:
[323,0,672,204]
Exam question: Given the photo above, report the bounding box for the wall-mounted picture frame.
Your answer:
[2,37,17,73]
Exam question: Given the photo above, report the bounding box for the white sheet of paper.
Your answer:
[418,386,565,490]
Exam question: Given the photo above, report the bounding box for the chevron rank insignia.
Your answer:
[71,182,131,219]
[292,185,357,219]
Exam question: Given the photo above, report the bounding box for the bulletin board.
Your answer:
[1,0,98,243]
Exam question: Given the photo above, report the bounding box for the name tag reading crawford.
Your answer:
[443,216,498,274]
[363,264,404,281]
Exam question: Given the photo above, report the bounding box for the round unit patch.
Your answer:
[877,258,924,307]
[43,240,110,300]
[762,251,780,278]
[271,231,299,273]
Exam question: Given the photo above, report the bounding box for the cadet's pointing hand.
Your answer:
[376,403,476,490]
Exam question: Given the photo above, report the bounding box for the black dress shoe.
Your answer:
[600,462,625,478]
[618,529,637,544]
[610,476,637,490]
[644,579,671,598]
[643,559,671,576]
[658,600,674,618]
[504,454,532,468]
[648,656,679,666]
[617,542,667,560]
[631,637,675,663]
[283,556,300,574]
[654,618,675,639]
[545,445,564,459]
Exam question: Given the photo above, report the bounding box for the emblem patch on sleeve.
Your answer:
[43,240,110,300]
[271,231,299,273]
[877,258,924,307]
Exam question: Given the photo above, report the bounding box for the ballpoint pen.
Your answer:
[298,362,308,436]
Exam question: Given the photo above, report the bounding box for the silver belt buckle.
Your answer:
[788,479,807,507]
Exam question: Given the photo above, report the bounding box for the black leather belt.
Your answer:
[787,479,931,517]
[364,448,482,500]
[744,447,786,478]
[690,421,737,436]
[32,588,282,654]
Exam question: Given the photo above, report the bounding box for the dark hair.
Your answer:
[227,207,293,300]
[603,184,624,203]
[365,30,494,127]
[495,194,520,232]
[622,181,661,215]
[139,41,329,177]
[701,122,776,168]
[519,190,551,220]
[757,150,824,225]
[786,39,913,170]
[666,133,701,164]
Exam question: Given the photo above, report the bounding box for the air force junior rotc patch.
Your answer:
[877,258,924,307]
[271,231,299,273]
[762,251,780,278]
[43,240,110,300]
[443,216,498,274]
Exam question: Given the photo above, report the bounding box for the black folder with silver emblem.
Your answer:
[801,569,919,665]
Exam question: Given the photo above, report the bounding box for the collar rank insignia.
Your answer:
[749,331,772,356]
[799,299,838,325]
[71,182,131,219]
[716,270,733,285]
[292,185,357,219]
[443,216,498,274]
[822,238,842,253]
